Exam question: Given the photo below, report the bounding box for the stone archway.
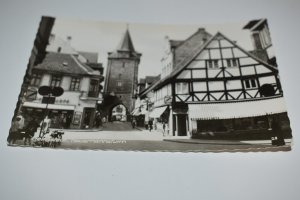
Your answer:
[110,104,127,122]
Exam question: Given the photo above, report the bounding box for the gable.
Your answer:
[175,32,276,79]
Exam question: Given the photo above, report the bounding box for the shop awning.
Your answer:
[149,106,168,118]
[23,102,75,111]
[131,108,141,116]
[188,97,287,120]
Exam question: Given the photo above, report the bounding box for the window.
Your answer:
[30,73,42,86]
[117,81,122,87]
[88,79,99,97]
[213,60,219,68]
[50,75,62,87]
[207,60,219,68]
[232,58,237,67]
[57,47,62,53]
[244,79,257,89]
[70,77,81,91]
[208,60,213,68]
[176,82,189,94]
[226,59,232,67]
[226,59,237,67]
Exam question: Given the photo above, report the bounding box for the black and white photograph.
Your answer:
[6,16,293,152]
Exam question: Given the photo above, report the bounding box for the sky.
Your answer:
[51,18,255,79]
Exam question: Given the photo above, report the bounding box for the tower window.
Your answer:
[117,81,122,87]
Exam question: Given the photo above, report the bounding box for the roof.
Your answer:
[117,29,135,52]
[169,40,183,48]
[34,52,100,76]
[172,28,212,69]
[79,51,98,63]
[145,75,160,84]
[139,78,146,84]
[108,28,141,59]
[140,31,278,98]
[189,97,287,120]
[243,19,261,29]
[243,19,267,31]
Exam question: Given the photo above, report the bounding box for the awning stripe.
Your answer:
[188,97,287,120]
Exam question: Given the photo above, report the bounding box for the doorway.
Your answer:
[177,114,187,136]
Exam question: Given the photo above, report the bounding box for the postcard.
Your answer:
[6,16,292,152]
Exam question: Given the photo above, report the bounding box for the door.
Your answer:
[177,114,187,136]
[82,108,95,128]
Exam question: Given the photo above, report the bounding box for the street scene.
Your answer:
[6,17,293,152]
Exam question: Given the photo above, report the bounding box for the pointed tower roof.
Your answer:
[116,28,135,52]
[108,27,141,59]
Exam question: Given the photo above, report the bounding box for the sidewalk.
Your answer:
[163,138,293,145]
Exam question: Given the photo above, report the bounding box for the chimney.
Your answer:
[198,28,205,32]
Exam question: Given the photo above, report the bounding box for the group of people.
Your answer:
[8,115,40,145]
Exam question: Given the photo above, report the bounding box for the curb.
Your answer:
[163,139,259,145]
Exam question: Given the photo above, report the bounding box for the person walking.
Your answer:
[24,118,39,145]
[132,118,137,129]
[148,120,153,132]
[162,122,166,136]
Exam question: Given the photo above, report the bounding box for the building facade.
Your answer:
[138,28,291,140]
[22,52,103,129]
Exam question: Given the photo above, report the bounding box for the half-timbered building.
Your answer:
[139,29,291,140]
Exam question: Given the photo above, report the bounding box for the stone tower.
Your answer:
[104,28,141,113]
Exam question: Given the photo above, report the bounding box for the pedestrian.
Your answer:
[148,120,153,132]
[271,117,285,146]
[132,118,136,129]
[95,111,101,128]
[8,118,20,145]
[65,113,72,129]
[162,122,166,136]
[24,118,39,145]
